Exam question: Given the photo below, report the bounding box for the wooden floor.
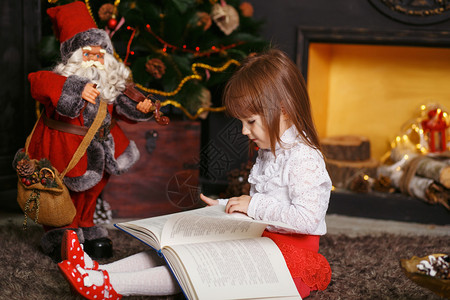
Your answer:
[103,119,204,219]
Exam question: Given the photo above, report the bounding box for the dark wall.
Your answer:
[247,0,450,60]
[0,0,41,210]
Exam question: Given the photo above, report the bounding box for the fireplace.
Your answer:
[298,28,450,160]
[295,27,450,225]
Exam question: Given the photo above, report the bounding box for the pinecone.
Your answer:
[348,174,370,193]
[16,159,36,177]
[145,58,166,79]
[373,175,395,193]
[98,3,115,21]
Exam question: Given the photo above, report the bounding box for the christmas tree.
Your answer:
[40,0,268,119]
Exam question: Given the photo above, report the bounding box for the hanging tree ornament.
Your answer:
[198,87,212,120]
[107,16,118,30]
[196,11,212,31]
[98,2,119,30]
[145,58,166,79]
[211,1,240,35]
[98,3,115,22]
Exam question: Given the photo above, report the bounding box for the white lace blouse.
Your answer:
[218,126,332,235]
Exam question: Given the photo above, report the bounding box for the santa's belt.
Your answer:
[42,114,116,137]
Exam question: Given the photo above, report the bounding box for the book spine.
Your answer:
[113,224,159,252]
[160,249,190,300]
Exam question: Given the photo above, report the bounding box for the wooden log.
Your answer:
[426,183,450,210]
[381,165,450,210]
[322,135,371,161]
[325,158,379,188]
[415,157,450,189]
[388,167,434,201]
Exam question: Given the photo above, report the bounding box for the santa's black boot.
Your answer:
[82,225,113,259]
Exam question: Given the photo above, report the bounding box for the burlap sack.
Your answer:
[16,163,75,228]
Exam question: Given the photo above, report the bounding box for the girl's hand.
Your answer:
[225,195,251,215]
[82,83,100,104]
[200,193,219,206]
[136,99,153,113]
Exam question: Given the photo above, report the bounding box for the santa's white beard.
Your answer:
[53,49,130,103]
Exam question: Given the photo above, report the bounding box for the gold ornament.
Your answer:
[211,3,239,35]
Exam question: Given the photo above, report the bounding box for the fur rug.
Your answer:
[0,219,446,300]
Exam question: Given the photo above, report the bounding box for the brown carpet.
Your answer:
[0,220,447,300]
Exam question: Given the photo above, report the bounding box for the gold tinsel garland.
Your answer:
[135,60,240,97]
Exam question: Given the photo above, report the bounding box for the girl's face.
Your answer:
[240,115,271,149]
[240,114,291,150]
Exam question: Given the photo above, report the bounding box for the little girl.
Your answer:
[201,48,332,298]
[57,49,332,299]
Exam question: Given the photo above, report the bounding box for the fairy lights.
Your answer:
[389,103,449,156]
[144,23,245,57]
[123,26,136,65]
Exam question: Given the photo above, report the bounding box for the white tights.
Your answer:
[87,251,181,296]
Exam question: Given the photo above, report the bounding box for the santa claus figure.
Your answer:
[22,1,153,261]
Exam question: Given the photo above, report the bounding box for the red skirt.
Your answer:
[262,230,331,298]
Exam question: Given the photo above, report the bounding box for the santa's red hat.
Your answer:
[47,1,113,62]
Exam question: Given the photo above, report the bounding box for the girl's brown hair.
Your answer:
[223,48,322,154]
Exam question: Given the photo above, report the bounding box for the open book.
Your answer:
[115,205,301,300]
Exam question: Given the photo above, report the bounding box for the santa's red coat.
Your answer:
[26,70,150,192]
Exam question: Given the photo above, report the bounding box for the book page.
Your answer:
[115,213,172,250]
[116,205,298,250]
[162,237,301,300]
[160,209,268,247]
[114,206,232,249]
[190,205,298,231]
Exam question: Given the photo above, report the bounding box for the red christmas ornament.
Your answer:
[108,16,118,30]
